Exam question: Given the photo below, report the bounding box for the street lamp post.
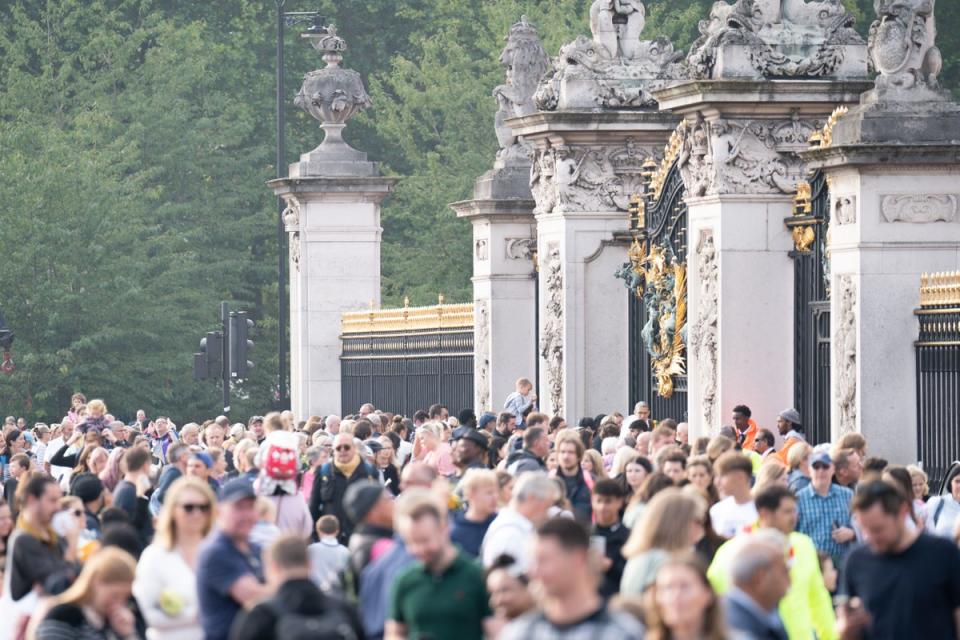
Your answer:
[274,3,325,410]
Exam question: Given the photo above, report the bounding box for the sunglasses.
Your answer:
[335,445,353,452]
[179,503,212,514]
[812,463,831,470]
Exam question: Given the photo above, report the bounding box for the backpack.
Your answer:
[265,595,360,640]
[262,431,300,481]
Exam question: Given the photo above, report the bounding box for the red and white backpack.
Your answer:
[262,431,300,481]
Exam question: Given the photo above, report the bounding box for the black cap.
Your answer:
[343,480,385,524]
[220,478,257,503]
[453,426,489,449]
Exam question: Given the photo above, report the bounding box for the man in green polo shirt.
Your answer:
[386,488,492,640]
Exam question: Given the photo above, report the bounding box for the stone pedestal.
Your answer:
[654,80,870,439]
[803,99,960,464]
[451,189,537,413]
[269,163,397,419]
[509,110,679,420]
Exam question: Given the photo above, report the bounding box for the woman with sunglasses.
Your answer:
[134,477,215,640]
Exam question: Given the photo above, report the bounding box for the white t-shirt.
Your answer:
[709,496,758,538]
[45,437,74,484]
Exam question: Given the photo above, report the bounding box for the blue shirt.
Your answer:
[450,512,497,557]
[796,483,854,562]
[359,536,415,638]
[196,530,264,640]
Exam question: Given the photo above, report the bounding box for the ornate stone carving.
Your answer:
[494,17,550,167]
[506,238,537,260]
[475,239,489,261]
[687,0,865,80]
[880,194,957,223]
[674,114,822,197]
[534,1,685,112]
[539,246,564,415]
[475,299,491,412]
[530,138,659,215]
[294,25,372,153]
[693,232,719,429]
[835,275,857,436]
[290,232,301,272]
[869,0,943,99]
[834,194,857,225]
[281,195,302,232]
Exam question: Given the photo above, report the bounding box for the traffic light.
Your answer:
[229,311,254,378]
[194,331,223,381]
[0,311,13,352]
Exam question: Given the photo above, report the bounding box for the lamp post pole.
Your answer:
[275,4,325,410]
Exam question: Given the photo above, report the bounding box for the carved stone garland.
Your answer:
[475,299,491,412]
[539,246,564,415]
[694,232,719,429]
[835,275,857,435]
[282,195,302,272]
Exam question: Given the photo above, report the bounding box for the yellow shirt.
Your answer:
[708,529,837,640]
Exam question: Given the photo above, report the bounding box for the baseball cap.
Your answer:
[220,478,257,503]
[477,412,497,431]
[810,450,832,468]
[191,452,214,469]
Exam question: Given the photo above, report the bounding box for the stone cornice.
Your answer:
[653,80,873,116]
[268,176,399,203]
[802,144,960,171]
[450,199,536,221]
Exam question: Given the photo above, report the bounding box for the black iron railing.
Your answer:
[915,273,960,489]
[340,301,474,417]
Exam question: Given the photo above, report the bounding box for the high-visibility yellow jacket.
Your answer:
[708,527,837,640]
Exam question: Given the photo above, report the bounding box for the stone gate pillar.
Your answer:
[450,17,546,413]
[269,26,397,419]
[509,6,684,420]
[803,0,960,464]
[655,4,870,439]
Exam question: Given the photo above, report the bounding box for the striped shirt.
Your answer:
[500,606,644,640]
[796,483,854,562]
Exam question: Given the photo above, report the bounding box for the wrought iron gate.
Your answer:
[785,170,832,446]
[915,274,960,490]
[620,144,688,421]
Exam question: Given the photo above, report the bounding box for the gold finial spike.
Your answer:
[404,296,410,309]
[438,293,445,306]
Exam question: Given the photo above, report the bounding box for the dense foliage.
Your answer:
[1,0,957,420]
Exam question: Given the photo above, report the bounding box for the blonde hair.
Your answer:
[786,441,813,471]
[610,448,640,476]
[418,422,444,440]
[907,465,929,496]
[256,497,276,520]
[581,449,608,480]
[754,460,788,494]
[516,377,533,391]
[154,477,216,550]
[53,547,135,608]
[86,399,107,418]
[622,488,706,558]
[644,552,727,640]
[460,469,498,496]
[395,487,447,525]
[705,436,734,462]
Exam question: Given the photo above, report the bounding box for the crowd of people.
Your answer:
[0,381,958,639]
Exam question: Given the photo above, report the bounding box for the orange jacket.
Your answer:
[738,419,759,451]
[774,436,802,467]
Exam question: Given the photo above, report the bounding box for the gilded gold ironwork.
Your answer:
[342,299,474,334]
[792,226,816,253]
[919,272,960,308]
[808,106,849,149]
[628,193,646,230]
[630,242,688,398]
[650,124,685,202]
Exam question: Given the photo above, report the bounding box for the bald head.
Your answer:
[333,432,357,464]
[400,462,438,491]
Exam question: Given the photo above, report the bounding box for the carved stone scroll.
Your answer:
[475,300,491,412]
[694,231,719,430]
[539,246,564,415]
[835,275,857,436]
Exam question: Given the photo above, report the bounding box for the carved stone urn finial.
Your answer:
[294,24,372,154]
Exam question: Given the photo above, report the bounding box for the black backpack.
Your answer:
[265,595,361,640]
